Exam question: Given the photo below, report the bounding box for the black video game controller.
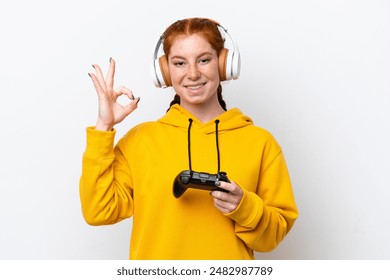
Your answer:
[173,170,230,198]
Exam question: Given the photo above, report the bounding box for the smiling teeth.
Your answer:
[187,84,204,90]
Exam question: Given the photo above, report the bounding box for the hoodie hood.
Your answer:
[158,104,253,134]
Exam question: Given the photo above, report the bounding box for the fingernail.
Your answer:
[136,97,141,104]
[88,73,92,78]
[215,181,221,187]
[109,57,112,63]
[91,64,95,69]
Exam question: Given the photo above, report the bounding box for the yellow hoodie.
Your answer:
[80,104,298,259]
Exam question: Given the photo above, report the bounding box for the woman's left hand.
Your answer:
[211,181,243,214]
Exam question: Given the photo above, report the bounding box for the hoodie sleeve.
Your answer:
[79,127,134,226]
[225,143,298,252]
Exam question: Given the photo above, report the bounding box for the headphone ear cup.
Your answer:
[231,48,241,80]
[218,48,228,81]
[158,55,172,87]
[219,47,241,81]
[152,58,165,88]
[225,49,234,81]
[152,55,171,88]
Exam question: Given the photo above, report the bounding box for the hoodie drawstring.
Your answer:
[215,120,221,173]
[187,118,193,171]
[186,118,221,173]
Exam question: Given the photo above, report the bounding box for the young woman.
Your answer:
[80,18,298,259]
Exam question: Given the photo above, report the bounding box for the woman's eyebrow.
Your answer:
[170,52,214,60]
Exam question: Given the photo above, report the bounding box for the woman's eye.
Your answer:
[199,58,210,64]
[173,61,185,66]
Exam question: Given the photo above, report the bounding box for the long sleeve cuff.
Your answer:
[84,126,116,158]
[224,189,264,228]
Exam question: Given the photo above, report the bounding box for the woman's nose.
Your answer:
[187,64,200,80]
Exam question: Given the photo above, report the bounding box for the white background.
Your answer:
[0,0,389,259]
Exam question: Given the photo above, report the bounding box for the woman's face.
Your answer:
[168,33,220,109]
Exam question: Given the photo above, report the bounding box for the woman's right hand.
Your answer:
[88,58,140,131]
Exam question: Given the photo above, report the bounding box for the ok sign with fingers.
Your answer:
[88,58,140,131]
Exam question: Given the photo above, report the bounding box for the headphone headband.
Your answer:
[152,19,241,88]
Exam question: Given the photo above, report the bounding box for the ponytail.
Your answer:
[217,84,227,111]
[168,94,181,111]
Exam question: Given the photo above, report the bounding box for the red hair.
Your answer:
[163,18,227,111]
[162,18,225,59]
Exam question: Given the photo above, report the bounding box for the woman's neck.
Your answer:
[181,100,226,123]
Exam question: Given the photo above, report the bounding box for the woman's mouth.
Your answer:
[185,83,206,91]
